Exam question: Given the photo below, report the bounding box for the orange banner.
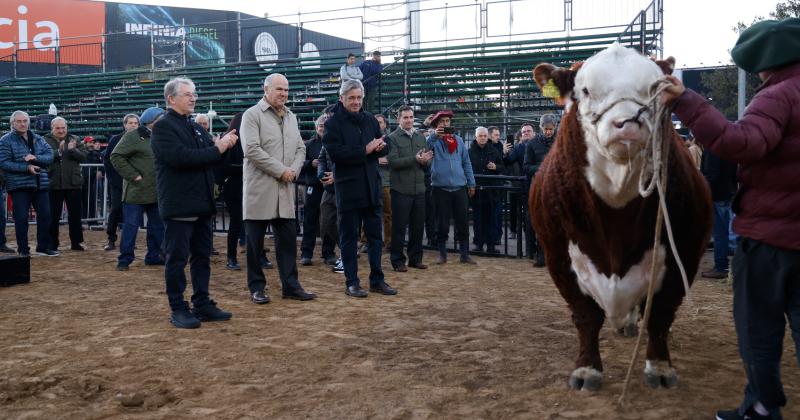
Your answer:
[0,0,105,65]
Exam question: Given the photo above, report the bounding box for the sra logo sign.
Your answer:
[0,5,59,50]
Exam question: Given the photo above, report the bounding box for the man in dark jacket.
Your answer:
[322,78,396,298]
[151,77,239,329]
[387,105,432,271]
[110,107,165,271]
[700,149,738,279]
[43,117,87,251]
[317,145,342,272]
[0,111,58,256]
[522,114,557,266]
[102,113,139,251]
[359,51,384,113]
[299,114,331,265]
[469,126,504,254]
[662,18,800,420]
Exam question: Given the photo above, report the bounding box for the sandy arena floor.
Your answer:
[0,228,798,419]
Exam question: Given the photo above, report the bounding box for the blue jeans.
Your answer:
[712,200,732,272]
[9,189,51,254]
[119,203,164,266]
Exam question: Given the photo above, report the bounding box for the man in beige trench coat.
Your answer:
[241,73,316,304]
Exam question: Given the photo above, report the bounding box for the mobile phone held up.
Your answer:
[441,127,455,135]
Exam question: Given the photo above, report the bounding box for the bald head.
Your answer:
[264,73,289,110]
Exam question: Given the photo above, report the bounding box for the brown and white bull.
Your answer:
[529,45,711,391]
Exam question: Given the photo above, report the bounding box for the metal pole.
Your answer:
[237,12,242,63]
[55,46,60,76]
[182,19,187,67]
[150,31,155,70]
[402,51,408,104]
[737,68,746,119]
[12,52,17,79]
[639,10,646,53]
[101,37,106,73]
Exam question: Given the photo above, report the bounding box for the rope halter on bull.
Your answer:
[618,78,692,404]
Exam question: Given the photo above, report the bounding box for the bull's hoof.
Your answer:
[568,367,603,391]
[616,322,639,337]
[644,360,678,389]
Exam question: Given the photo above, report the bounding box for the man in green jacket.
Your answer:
[44,117,87,251]
[387,105,432,271]
[110,107,166,271]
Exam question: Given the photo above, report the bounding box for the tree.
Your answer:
[695,1,799,119]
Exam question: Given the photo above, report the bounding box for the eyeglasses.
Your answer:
[174,92,198,99]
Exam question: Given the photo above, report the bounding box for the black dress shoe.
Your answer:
[300,257,312,266]
[192,301,232,322]
[226,258,241,271]
[369,282,397,295]
[408,262,428,269]
[251,290,271,304]
[0,244,15,253]
[486,246,500,254]
[282,289,317,301]
[103,241,115,251]
[392,265,408,272]
[345,285,368,298]
[71,244,85,251]
[460,257,477,265]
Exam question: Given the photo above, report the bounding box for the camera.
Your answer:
[441,127,455,135]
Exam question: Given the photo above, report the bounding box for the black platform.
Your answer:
[0,255,30,287]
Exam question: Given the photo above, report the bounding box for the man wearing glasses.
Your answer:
[151,77,239,329]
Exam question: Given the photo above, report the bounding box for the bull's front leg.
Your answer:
[567,295,606,391]
[643,288,682,389]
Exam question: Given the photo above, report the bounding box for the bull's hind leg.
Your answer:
[566,296,606,391]
[642,289,682,389]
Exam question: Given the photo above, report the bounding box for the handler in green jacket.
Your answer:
[43,117,87,251]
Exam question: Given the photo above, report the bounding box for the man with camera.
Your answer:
[425,110,476,264]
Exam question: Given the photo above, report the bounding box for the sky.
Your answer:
[96,0,781,69]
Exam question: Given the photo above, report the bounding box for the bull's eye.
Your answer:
[582,87,589,96]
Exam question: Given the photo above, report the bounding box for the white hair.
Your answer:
[315,114,328,127]
[164,77,195,102]
[264,73,286,87]
[339,79,364,97]
[51,116,67,127]
[194,113,209,122]
[475,126,488,136]
[9,110,29,124]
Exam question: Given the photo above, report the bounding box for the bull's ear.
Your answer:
[533,63,580,103]
[654,56,676,75]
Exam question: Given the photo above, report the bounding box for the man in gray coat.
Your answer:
[241,73,316,304]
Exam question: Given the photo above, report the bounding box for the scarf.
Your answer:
[442,134,458,154]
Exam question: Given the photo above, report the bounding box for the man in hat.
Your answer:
[110,107,166,271]
[359,50,384,113]
[662,17,800,420]
[426,110,476,264]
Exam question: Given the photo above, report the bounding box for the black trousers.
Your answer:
[164,217,213,312]
[733,237,800,417]
[471,189,497,248]
[106,185,123,242]
[338,205,384,288]
[424,184,436,244]
[432,187,469,258]
[222,180,243,260]
[390,189,425,268]
[49,188,83,248]
[245,218,302,294]
[319,190,339,258]
[300,184,326,259]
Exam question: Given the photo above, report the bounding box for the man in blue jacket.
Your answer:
[323,79,396,298]
[359,51,384,113]
[0,111,58,256]
[426,110,476,264]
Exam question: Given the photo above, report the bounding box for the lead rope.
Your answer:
[619,78,691,405]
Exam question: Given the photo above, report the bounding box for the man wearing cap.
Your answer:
[323,78,396,298]
[359,51,384,113]
[662,17,800,420]
[43,117,87,251]
[151,77,239,329]
[110,107,166,271]
[0,110,58,256]
[426,110,476,264]
[102,114,139,251]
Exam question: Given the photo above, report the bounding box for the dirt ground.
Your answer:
[1,228,798,420]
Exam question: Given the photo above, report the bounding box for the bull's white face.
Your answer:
[574,44,662,163]
[572,44,664,208]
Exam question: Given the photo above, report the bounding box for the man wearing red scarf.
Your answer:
[425,110,476,264]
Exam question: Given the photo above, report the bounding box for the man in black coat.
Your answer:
[522,114,557,267]
[469,126,504,254]
[299,114,333,265]
[151,77,239,329]
[322,79,396,298]
[102,113,139,250]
